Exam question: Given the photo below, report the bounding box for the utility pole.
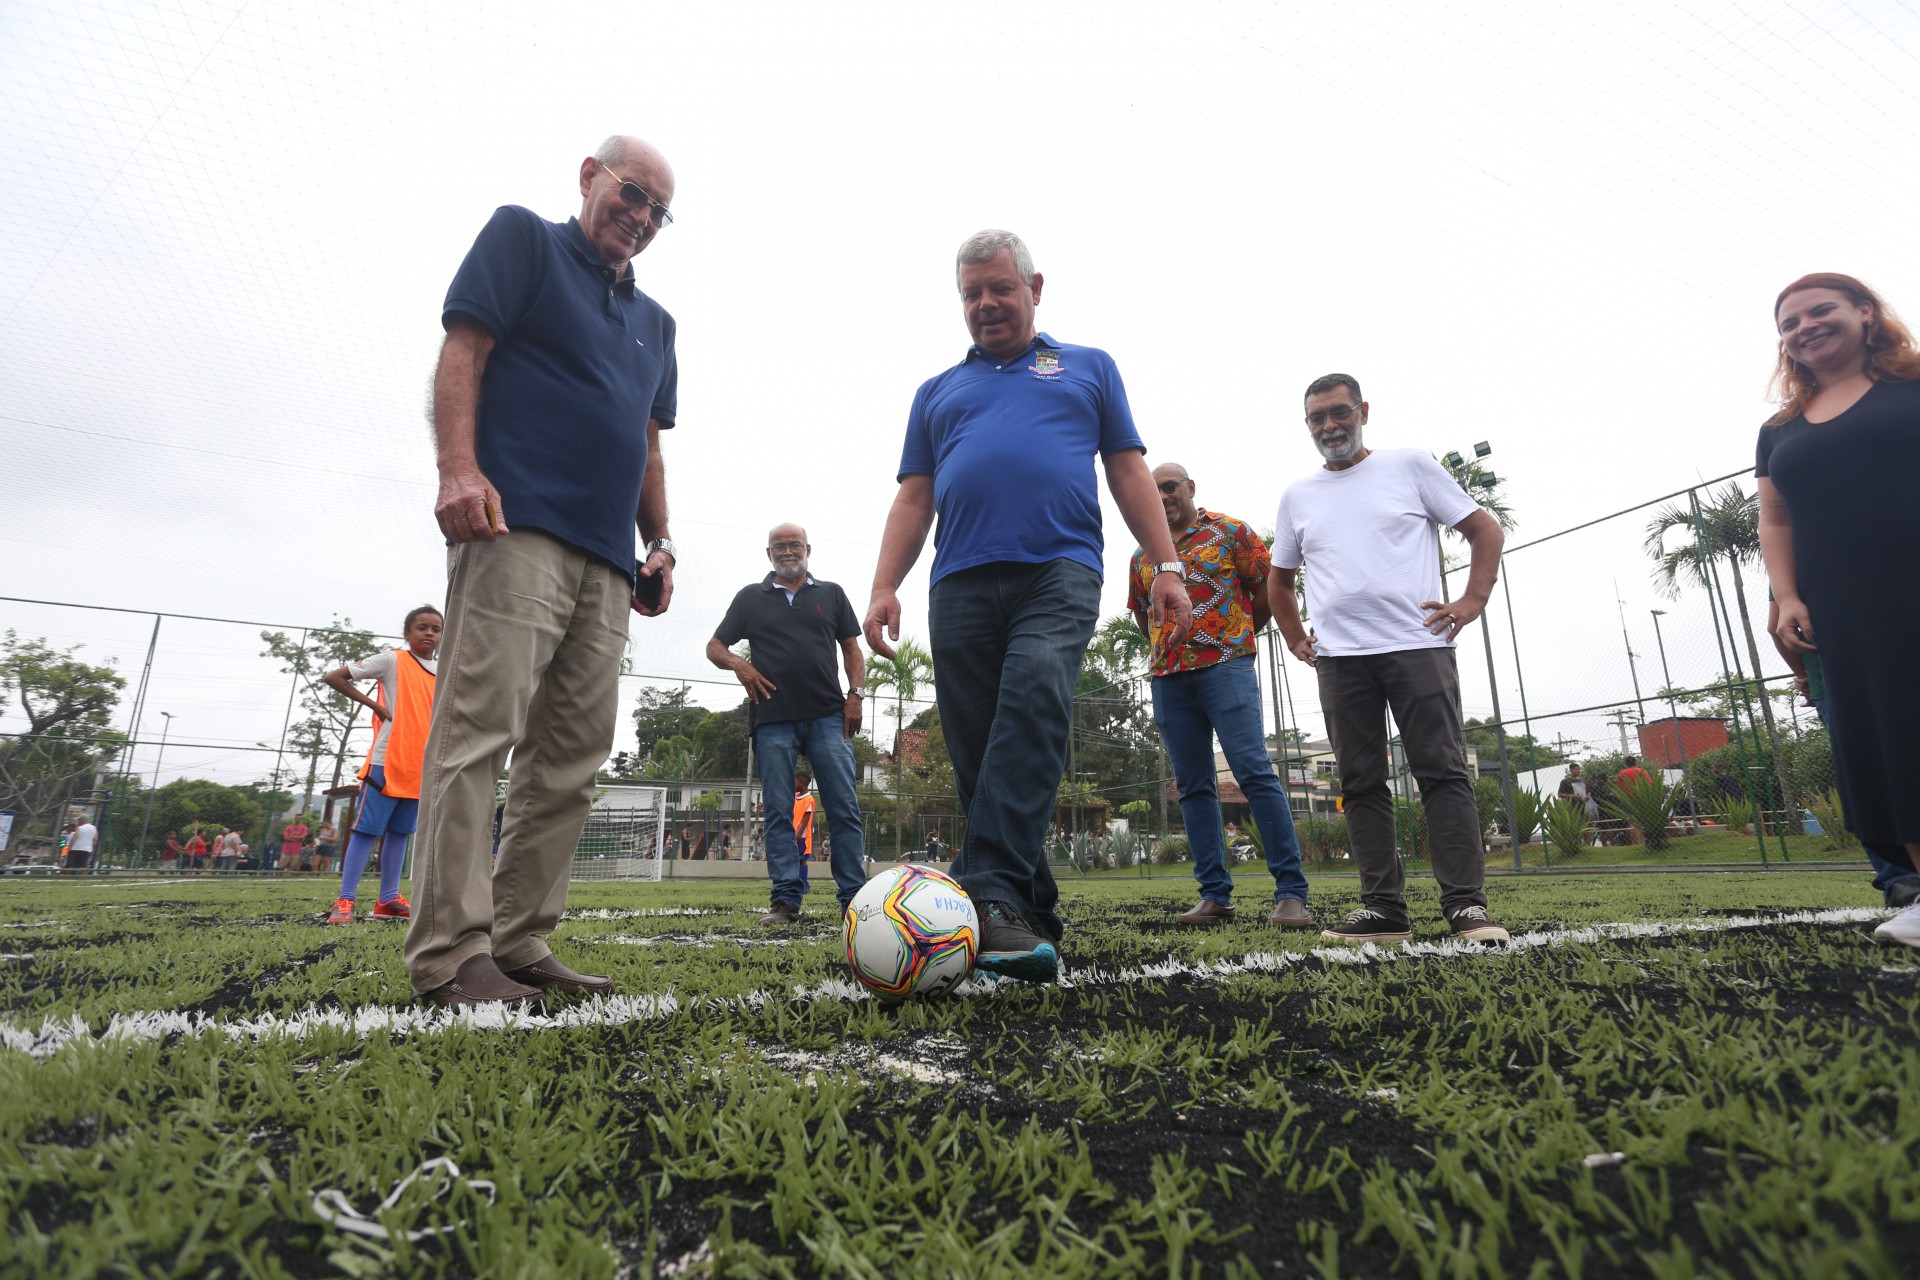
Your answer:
[1605,709,1640,755]
[1614,585,1647,734]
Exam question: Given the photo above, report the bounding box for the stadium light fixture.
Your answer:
[1473,441,1492,459]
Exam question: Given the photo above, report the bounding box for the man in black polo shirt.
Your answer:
[709,522,868,924]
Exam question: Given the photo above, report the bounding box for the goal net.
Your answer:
[569,788,668,882]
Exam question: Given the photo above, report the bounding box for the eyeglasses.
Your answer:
[600,162,674,227]
[1305,403,1359,428]
[1156,479,1187,495]
[769,541,806,553]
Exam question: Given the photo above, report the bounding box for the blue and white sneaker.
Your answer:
[974,900,1059,984]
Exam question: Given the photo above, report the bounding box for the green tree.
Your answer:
[632,684,709,759]
[1461,717,1561,770]
[0,632,127,844]
[260,618,382,823]
[1644,482,1796,815]
[866,638,934,856]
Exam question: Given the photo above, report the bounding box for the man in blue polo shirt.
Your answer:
[864,229,1193,983]
[407,135,681,1010]
[709,521,867,925]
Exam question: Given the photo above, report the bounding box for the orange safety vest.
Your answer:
[792,791,817,858]
[357,650,437,799]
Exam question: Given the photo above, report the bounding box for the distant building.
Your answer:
[1637,716,1729,769]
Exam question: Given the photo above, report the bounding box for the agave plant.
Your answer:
[1805,789,1856,851]
[1543,796,1589,862]
[1606,773,1680,851]
[1512,788,1546,847]
[1716,796,1757,836]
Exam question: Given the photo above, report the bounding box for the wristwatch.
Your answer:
[1153,561,1183,577]
[645,538,677,564]
[846,689,864,699]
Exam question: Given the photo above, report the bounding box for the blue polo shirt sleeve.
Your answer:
[653,314,679,427]
[443,206,541,339]
[898,379,936,481]
[1092,353,1144,456]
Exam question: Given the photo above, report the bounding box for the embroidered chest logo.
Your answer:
[1029,351,1063,377]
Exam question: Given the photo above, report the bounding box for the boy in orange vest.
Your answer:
[323,606,442,924]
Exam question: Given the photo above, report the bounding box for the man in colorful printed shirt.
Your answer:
[1129,463,1311,927]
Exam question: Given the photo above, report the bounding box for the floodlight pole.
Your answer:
[1614,586,1648,748]
[1649,610,1694,819]
[135,711,174,863]
[1443,441,1523,869]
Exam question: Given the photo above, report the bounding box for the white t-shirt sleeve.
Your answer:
[1271,491,1303,571]
[1410,452,1483,529]
[346,650,400,766]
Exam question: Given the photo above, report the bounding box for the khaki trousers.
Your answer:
[404,530,629,993]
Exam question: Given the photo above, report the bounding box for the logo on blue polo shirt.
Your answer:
[1029,351,1063,377]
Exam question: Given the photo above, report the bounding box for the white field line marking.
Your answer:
[564,907,723,920]
[0,908,1890,1059]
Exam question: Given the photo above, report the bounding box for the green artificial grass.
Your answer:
[1,872,1912,1278]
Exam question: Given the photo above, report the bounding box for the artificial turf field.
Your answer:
[1,872,1914,1279]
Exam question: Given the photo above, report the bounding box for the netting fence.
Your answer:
[0,468,1869,880]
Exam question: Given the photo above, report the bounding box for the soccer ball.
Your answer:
[843,865,979,1001]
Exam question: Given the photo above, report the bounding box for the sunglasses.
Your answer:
[1156,479,1188,495]
[1305,403,1359,428]
[600,162,674,227]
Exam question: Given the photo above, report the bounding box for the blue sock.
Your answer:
[338,830,378,900]
[378,836,408,903]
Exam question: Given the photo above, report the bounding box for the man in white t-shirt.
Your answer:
[1268,373,1510,945]
[66,819,98,873]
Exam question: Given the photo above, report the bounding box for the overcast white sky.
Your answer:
[3,0,1917,793]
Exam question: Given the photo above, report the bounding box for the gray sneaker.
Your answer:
[1447,905,1510,944]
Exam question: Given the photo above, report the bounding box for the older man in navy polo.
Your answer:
[708,522,868,925]
[864,229,1193,983]
[407,135,680,1010]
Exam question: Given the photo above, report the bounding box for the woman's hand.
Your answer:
[1773,596,1817,653]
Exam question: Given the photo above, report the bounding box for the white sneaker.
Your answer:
[1873,902,1920,950]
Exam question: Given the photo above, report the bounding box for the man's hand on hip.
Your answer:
[435,465,508,543]
[728,657,776,702]
[863,590,901,659]
[1419,594,1485,642]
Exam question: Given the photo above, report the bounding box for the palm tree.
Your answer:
[865,638,933,855]
[1644,482,1795,818]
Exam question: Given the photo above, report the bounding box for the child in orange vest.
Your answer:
[322,606,441,924]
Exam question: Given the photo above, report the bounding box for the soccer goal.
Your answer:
[569,786,668,882]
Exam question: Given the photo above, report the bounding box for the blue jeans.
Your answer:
[929,559,1101,942]
[1152,655,1309,906]
[1812,698,1918,898]
[755,713,866,910]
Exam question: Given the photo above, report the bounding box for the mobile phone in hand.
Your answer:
[633,561,664,610]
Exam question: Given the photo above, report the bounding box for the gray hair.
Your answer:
[956,229,1035,288]
[593,136,631,167]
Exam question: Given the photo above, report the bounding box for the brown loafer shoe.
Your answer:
[504,955,615,1000]
[419,953,544,1012]
[1267,898,1313,928]
[759,901,801,926]
[1175,898,1236,925]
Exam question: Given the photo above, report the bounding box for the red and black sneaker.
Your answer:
[326,897,357,925]
[372,894,411,922]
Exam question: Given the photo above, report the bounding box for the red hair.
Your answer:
[1766,273,1920,426]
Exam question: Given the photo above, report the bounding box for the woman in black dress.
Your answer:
[1757,272,1920,947]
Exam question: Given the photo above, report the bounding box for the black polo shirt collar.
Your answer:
[561,216,637,296]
